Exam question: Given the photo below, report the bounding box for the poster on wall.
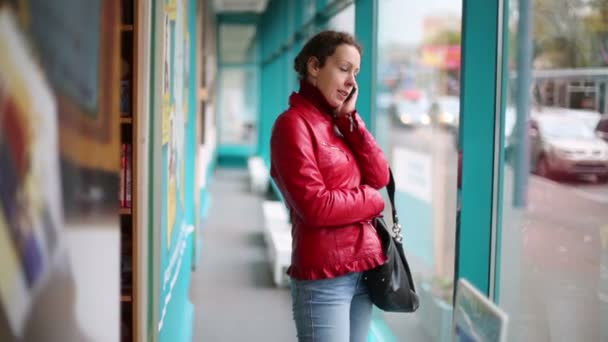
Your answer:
[14,0,120,172]
[161,0,189,250]
[0,9,65,338]
[157,0,198,336]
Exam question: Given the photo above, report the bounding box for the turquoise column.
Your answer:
[458,0,503,295]
[258,0,281,165]
[355,0,377,129]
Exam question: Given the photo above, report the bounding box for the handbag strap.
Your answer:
[386,168,403,243]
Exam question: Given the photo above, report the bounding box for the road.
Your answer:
[384,122,608,341]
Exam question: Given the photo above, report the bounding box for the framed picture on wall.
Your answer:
[17,0,121,173]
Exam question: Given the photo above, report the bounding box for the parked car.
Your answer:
[528,114,608,181]
[429,96,460,132]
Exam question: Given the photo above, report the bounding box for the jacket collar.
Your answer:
[289,79,337,117]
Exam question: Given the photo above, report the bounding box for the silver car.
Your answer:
[529,114,608,182]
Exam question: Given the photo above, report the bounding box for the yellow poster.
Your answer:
[162,95,170,145]
[165,0,177,20]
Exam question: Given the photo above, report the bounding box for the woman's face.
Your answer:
[307,44,360,108]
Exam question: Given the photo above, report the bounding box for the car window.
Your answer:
[398,99,427,113]
[596,118,608,133]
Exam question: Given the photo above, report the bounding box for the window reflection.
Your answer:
[218,68,258,146]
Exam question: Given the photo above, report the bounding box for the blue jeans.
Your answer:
[291,271,372,342]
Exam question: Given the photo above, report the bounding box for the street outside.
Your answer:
[382,120,608,341]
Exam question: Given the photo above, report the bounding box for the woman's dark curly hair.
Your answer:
[294,30,362,80]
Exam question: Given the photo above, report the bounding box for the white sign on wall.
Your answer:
[392,147,432,203]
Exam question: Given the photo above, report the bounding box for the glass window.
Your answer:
[375,0,462,339]
[328,3,355,34]
[499,1,608,340]
[218,68,258,146]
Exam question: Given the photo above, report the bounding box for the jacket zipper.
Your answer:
[321,142,350,161]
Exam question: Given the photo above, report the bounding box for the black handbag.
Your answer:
[363,168,420,312]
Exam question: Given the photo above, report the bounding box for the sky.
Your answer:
[378,0,462,47]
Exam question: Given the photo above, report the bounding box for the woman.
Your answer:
[270,31,390,342]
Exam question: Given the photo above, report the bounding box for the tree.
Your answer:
[583,0,608,66]
[532,0,592,68]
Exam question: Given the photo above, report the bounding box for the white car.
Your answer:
[529,114,608,181]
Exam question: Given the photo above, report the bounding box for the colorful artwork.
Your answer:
[19,0,120,172]
[0,9,64,337]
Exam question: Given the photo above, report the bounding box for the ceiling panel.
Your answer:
[220,24,257,63]
[213,0,269,13]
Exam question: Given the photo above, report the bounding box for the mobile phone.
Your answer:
[346,87,357,101]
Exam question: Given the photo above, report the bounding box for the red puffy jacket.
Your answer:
[270,81,390,280]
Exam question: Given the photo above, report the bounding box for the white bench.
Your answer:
[262,200,289,242]
[262,200,292,287]
[248,156,269,194]
[268,229,292,287]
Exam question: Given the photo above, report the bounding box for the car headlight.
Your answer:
[439,112,455,124]
[400,114,412,124]
[420,114,431,125]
